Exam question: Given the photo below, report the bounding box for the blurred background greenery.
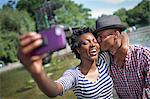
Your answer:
[0,53,79,99]
[0,0,149,64]
[0,0,150,98]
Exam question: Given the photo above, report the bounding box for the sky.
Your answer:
[0,0,11,6]
[0,0,142,18]
[0,0,18,8]
[71,0,142,18]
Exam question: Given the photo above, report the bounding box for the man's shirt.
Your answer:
[98,45,150,99]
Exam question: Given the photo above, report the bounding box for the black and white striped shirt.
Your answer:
[57,52,113,99]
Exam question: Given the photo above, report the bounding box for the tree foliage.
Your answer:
[1,0,95,63]
[127,0,150,27]
[113,8,128,27]
[114,0,150,27]
[1,0,149,63]
[16,0,95,29]
[54,0,95,28]
[0,6,35,63]
[16,0,45,17]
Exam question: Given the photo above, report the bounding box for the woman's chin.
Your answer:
[89,54,98,60]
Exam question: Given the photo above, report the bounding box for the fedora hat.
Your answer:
[94,15,126,34]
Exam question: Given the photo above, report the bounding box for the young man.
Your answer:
[94,15,150,99]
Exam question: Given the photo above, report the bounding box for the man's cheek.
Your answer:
[100,43,109,51]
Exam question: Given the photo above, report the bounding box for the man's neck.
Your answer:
[109,44,121,55]
[113,45,129,67]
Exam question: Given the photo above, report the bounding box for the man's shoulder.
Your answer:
[129,45,150,58]
[130,44,149,52]
[66,67,78,72]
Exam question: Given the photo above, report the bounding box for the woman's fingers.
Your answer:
[20,32,37,41]
[19,32,42,47]
[21,38,43,54]
[19,32,43,54]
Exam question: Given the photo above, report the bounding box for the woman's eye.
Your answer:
[81,40,89,45]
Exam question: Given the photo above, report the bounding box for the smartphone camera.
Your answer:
[31,25,66,56]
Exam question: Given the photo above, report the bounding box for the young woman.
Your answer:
[17,28,113,98]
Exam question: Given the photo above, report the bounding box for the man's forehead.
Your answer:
[97,30,109,35]
[97,29,116,35]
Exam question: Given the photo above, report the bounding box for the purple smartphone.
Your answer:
[31,25,66,56]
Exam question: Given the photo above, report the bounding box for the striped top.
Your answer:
[101,45,150,99]
[56,53,113,99]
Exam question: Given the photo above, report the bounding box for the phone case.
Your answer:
[31,26,66,56]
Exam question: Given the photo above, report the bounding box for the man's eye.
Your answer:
[98,35,102,38]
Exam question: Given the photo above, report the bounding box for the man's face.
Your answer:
[97,29,117,52]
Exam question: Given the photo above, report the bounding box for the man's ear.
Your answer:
[112,31,122,55]
[115,31,120,38]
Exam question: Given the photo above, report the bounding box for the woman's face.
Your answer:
[77,33,100,61]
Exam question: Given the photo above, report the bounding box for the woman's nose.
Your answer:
[90,41,96,47]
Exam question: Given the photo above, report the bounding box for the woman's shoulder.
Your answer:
[97,52,110,68]
[98,52,110,62]
[98,51,109,56]
[63,67,79,76]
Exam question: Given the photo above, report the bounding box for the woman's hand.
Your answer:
[17,32,45,75]
[17,32,63,97]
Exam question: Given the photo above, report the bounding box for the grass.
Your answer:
[0,53,119,99]
[0,53,80,99]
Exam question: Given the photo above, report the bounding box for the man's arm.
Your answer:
[142,47,150,98]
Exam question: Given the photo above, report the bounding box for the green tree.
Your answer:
[114,8,128,27]
[114,0,150,27]
[0,7,35,63]
[16,0,45,17]
[55,0,95,28]
[127,0,150,27]
[16,0,95,29]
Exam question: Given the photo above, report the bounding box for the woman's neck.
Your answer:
[79,60,97,75]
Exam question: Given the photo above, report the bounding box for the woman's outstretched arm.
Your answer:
[17,32,63,97]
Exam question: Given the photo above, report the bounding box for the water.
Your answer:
[128,26,150,47]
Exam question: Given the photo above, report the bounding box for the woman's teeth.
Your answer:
[89,49,97,56]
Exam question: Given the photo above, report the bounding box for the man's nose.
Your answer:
[97,37,103,43]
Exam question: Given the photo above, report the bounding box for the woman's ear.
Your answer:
[76,48,80,54]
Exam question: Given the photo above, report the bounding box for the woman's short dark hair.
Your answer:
[70,27,94,59]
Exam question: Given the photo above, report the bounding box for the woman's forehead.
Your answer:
[79,32,95,40]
